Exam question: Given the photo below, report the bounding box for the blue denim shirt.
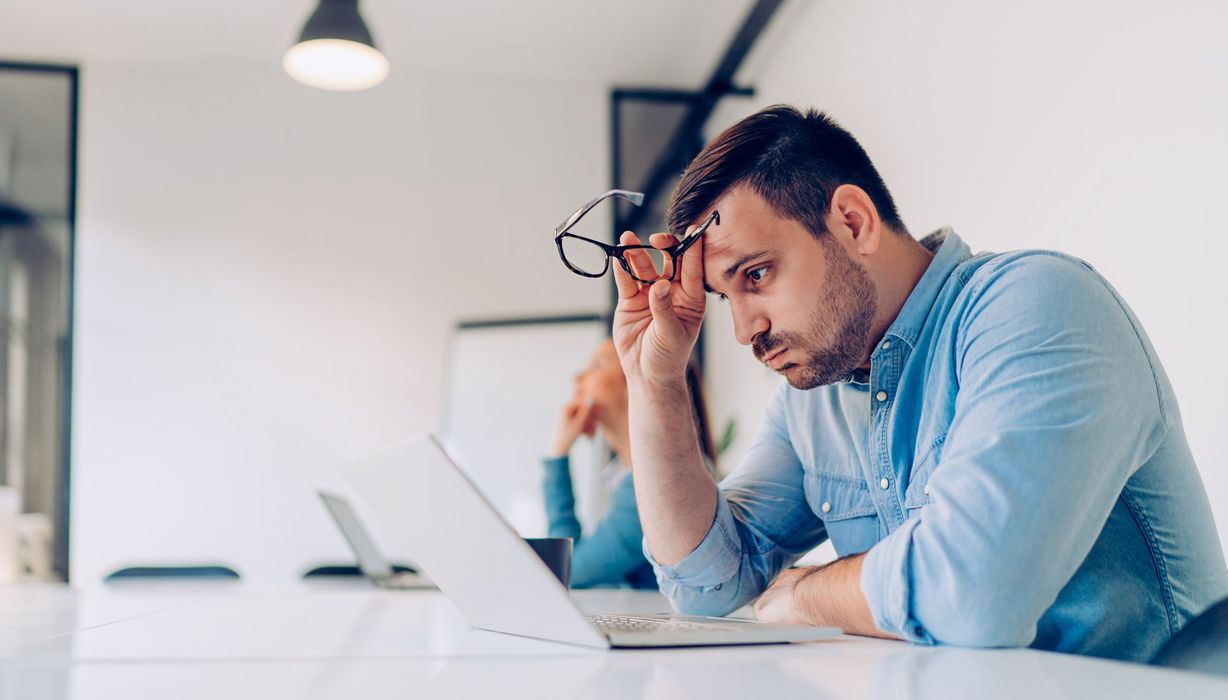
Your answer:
[649,230,1228,661]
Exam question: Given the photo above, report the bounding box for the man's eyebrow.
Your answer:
[703,250,771,294]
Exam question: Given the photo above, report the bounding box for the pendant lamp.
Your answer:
[284,0,389,91]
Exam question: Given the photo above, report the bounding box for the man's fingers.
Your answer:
[646,279,684,341]
[648,232,675,248]
[620,231,663,282]
[611,252,641,300]
[680,233,705,298]
[647,232,678,280]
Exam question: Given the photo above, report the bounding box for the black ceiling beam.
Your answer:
[612,86,755,104]
[622,0,785,233]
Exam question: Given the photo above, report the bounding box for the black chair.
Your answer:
[104,565,241,582]
[1151,596,1228,677]
[302,564,416,578]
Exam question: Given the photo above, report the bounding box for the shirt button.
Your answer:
[880,478,890,490]
[876,390,888,402]
[821,501,832,513]
[881,340,891,350]
[924,485,931,496]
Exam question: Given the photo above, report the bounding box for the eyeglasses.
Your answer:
[554,189,719,284]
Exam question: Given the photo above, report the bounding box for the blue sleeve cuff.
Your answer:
[861,517,935,644]
[542,454,570,472]
[642,495,743,588]
[542,451,569,474]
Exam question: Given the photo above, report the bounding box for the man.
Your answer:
[610,104,1227,661]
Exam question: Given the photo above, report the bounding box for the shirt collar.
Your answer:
[881,228,971,349]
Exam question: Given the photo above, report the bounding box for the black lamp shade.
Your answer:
[284,0,389,90]
[297,0,377,49]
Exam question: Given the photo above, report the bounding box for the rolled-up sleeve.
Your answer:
[860,254,1169,646]
[645,496,745,611]
[647,384,827,617]
[862,518,934,643]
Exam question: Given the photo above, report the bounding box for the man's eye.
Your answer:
[747,266,769,283]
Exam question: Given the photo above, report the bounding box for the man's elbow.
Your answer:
[918,601,1039,648]
[662,579,752,618]
[671,597,740,618]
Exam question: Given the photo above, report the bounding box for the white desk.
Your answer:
[2,582,1225,699]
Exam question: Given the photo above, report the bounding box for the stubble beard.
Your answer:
[755,240,878,390]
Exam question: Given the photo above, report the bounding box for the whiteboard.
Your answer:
[439,316,609,537]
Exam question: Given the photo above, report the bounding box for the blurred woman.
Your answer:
[543,338,717,588]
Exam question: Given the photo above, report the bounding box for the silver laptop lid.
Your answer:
[318,491,395,580]
[338,434,608,648]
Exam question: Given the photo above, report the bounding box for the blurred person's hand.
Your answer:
[548,397,597,458]
[610,230,706,387]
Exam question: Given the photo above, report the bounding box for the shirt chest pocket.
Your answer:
[903,433,945,517]
[808,471,880,556]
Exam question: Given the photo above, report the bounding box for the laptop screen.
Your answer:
[319,491,395,579]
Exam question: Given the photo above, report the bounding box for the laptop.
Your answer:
[337,434,841,649]
[317,490,435,590]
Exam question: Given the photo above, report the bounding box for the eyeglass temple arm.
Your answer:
[602,209,718,257]
[554,190,645,235]
[674,211,720,254]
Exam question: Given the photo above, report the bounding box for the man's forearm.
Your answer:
[793,554,899,639]
[626,377,718,565]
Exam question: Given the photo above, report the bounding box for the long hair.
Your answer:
[684,360,719,476]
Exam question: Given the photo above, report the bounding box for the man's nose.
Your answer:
[731,302,768,347]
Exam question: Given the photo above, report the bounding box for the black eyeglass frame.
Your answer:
[554,189,720,284]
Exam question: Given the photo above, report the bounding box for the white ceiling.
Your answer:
[1,0,762,87]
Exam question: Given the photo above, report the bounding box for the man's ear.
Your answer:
[831,184,883,256]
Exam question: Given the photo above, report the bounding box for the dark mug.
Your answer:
[523,537,572,588]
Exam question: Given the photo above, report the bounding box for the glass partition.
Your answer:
[0,62,77,582]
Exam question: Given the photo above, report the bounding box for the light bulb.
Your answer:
[284,38,389,91]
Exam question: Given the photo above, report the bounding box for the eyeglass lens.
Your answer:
[619,246,672,283]
[558,195,716,283]
[559,235,610,276]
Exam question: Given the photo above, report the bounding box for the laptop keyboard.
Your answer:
[587,614,738,634]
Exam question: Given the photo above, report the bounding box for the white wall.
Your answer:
[71,64,609,583]
[48,0,1228,581]
[704,0,1228,557]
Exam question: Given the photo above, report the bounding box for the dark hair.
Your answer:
[684,360,718,475]
[667,105,905,238]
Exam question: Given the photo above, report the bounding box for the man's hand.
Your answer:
[752,555,902,639]
[752,568,812,625]
[610,230,706,386]
[609,226,717,566]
